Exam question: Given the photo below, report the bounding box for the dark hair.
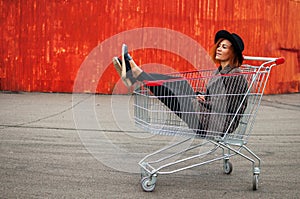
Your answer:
[210,38,243,68]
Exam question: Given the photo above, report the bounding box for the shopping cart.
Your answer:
[133,56,285,192]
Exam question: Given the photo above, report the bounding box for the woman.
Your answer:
[112,30,248,137]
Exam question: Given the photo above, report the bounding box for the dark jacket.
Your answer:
[192,65,248,136]
[143,66,248,137]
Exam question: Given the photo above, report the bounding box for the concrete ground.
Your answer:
[0,92,299,198]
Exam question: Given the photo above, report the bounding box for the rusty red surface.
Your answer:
[1,0,299,94]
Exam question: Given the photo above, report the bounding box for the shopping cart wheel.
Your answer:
[141,176,156,192]
[253,174,259,190]
[224,161,233,174]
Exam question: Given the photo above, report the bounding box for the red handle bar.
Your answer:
[275,57,285,65]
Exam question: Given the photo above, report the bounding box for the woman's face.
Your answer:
[215,39,233,64]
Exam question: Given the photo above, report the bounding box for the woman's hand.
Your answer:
[197,94,206,102]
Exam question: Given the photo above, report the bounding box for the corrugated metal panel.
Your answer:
[0,0,299,94]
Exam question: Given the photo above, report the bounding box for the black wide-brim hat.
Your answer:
[214,30,244,63]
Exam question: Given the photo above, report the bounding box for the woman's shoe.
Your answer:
[112,57,133,87]
[121,44,131,80]
[122,44,145,79]
[112,57,122,77]
[121,44,136,83]
[112,57,135,87]
[122,43,132,61]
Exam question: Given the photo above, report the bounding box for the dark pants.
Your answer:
[137,72,204,134]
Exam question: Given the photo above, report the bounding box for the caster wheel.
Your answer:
[141,176,156,192]
[224,161,233,174]
[253,174,259,190]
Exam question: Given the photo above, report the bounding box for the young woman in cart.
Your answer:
[112,30,248,137]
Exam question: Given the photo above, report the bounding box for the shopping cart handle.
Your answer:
[144,80,164,86]
[275,57,285,65]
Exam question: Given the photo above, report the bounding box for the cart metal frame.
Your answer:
[133,56,285,192]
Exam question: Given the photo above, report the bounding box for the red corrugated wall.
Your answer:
[1,0,299,94]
